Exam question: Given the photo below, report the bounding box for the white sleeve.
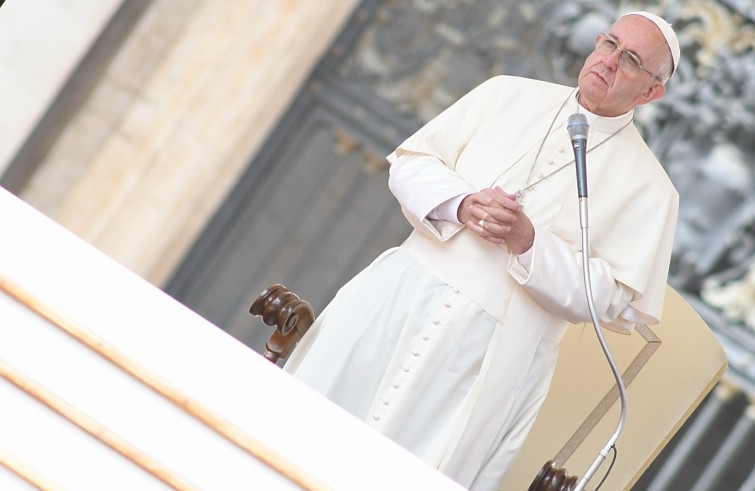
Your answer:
[388,154,476,240]
[428,193,470,223]
[507,226,639,334]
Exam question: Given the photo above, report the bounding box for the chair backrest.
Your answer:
[502,286,728,490]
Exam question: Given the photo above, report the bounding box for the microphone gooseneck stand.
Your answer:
[571,194,628,491]
[529,114,628,491]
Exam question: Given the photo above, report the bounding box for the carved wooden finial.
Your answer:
[529,460,578,491]
[249,284,315,363]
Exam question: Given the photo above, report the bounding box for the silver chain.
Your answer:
[513,93,633,204]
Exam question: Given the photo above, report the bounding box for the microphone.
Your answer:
[567,113,589,198]
[568,112,628,491]
[531,113,629,491]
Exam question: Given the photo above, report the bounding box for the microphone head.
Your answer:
[567,113,589,140]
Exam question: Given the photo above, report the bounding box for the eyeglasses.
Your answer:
[595,33,662,83]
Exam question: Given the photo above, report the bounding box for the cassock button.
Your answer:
[423,335,430,341]
[402,367,410,373]
[372,415,381,421]
[432,320,440,326]
[393,383,400,389]
[548,158,555,165]
[559,146,566,153]
[412,350,420,357]
[444,301,451,308]
[382,399,390,406]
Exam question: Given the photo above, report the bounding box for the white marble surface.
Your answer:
[0,186,464,491]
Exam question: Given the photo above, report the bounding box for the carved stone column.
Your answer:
[14,0,359,286]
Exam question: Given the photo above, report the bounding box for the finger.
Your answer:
[468,215,502,236]
[489,186,512,202]
[468,215,487,232]
[483,236,506,245]
[481,191,521,213]
[473,191,503,207]
[494,186,519,201]
[475,205,518,225]
[485,187,519,209]
[495,195,522,212]
[470,216,512,240]
[481,221,512,237]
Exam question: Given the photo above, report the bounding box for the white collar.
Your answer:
[572,90,635,133]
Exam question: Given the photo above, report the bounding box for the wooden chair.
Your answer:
[249,284,728,490]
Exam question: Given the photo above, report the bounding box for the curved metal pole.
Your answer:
[573,197,629,491]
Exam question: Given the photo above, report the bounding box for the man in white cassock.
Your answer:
[283,11,681,490]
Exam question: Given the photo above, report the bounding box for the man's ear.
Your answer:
[636,83,666,106]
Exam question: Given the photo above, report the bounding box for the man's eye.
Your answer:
[622,53,641,68]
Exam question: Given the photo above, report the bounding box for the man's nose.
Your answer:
[602,49,620,70]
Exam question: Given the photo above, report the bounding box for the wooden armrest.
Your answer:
[249,284,315,363]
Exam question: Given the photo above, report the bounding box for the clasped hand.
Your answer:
[457,186,535,255]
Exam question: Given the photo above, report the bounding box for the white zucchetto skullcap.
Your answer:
[622,11,681,76]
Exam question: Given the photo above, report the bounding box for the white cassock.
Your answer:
[284,75,679,490]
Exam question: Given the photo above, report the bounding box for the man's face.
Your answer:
[577,15,667,116]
